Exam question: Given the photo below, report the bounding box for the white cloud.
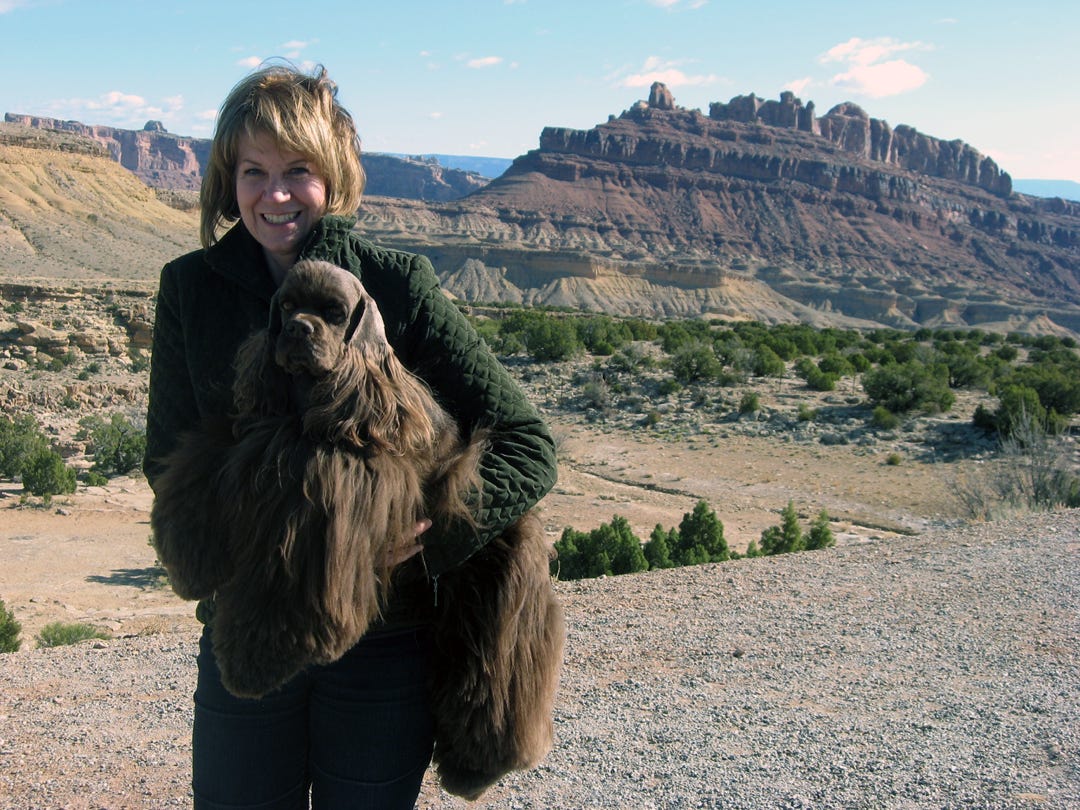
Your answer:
[196,109,218,121]
[46,91,184,127]
[237,56,263,69]
[281,40,310,50]
[466,56,503,69]
[783,77,813,97]
[92,91,147,110]
[428,112,443,120]
[617,56,721,89]
[0,0,31,12]
[820,37,930,98]
[830,60,929,98]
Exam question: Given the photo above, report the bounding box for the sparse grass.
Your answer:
[35,621,111,648]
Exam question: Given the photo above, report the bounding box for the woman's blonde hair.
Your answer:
[199,63,365,248]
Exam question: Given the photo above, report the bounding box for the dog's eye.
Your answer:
[325,306,347,323]
[280,300,296,313]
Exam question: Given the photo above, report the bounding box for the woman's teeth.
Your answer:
[263,212,300,225]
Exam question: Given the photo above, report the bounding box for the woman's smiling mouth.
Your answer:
[263,212,301,225]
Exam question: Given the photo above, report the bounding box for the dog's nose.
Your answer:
[285,318,315,338]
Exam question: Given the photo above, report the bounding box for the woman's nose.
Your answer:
[264,175,291,200]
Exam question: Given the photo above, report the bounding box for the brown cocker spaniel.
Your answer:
[149,259,564,799]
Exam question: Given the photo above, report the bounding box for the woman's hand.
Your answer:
[390,518,431,565]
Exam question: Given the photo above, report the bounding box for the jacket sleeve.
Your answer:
[399,253,558,577]
[143,262,200,489]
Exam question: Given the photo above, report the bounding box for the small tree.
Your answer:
[21,447,77,505]
[524,317,582,362]
[553,516,648,580]
[0,598,21,653]
[806,510,835,550]
[760,501,805,555]
[672,501,729,564]
[670,340,723,384]
[78,413,147,475]
[644,524,675,570]
[0,414,49,479]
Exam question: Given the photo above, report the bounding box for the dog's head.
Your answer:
[269,259,388,378]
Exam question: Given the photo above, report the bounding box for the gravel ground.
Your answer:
[1,510,1077,810]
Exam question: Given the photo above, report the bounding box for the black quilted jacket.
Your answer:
[144,214,557,579]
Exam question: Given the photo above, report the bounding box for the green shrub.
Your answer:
[83,470,110,487]
[669,501,729,564]
[21,448,76,504]
[885,452,903,466]
[523,317,582,362]
[575,315,632,356]
[77,413,147,475]
[871,406,900,430]
[805,510,836,550]
[644,525,675,570]
[670,340,723,384]
[35,622,110,648]
[759,501,805,555]
[0,598,21,653]
[796,403,817,422]
[0,414,49,479]
[752,345,785,378]
[863,360,955,414]
[553,516,648,580]
[738,391,760,414]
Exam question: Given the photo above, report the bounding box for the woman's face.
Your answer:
[235,131,328,280]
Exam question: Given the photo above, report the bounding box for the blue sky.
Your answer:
[1,0,1077,181]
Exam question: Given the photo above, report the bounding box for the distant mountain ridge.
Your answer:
[2,113,488,201]
[355,84,1080,333]
[3,89,1079,335]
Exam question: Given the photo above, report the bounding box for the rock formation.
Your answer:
[354,89,1078,333]
[3,92,1079,335]
[3,113,489,201]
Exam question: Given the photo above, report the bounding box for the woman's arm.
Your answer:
[399,254,558,577]
[143,262,201,489]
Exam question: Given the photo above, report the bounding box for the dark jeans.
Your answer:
[192,624,434,810]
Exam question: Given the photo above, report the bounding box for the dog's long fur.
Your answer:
[149,259,563,799]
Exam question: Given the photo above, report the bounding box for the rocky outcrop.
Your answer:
[5,114,209,191]
[352,88,1079,334]
[3,98,1078,336]
[4,113,489,200]
[708,93,1011,196]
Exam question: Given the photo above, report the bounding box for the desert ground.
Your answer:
[2,280,1077,808]
[0,375,991,642]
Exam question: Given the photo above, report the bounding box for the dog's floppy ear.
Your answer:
[346,287,389,351]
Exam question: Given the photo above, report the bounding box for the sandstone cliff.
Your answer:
[355,85,1079,334]
[3,114,488,201]
[3,90,1079,336]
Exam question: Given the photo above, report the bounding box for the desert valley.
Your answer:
[0,87,1077,808]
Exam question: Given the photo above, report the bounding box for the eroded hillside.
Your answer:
[0,124,197,287]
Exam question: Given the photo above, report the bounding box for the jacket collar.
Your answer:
[203,215,359,302]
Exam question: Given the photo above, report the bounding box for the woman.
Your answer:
[144,63,557,809]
